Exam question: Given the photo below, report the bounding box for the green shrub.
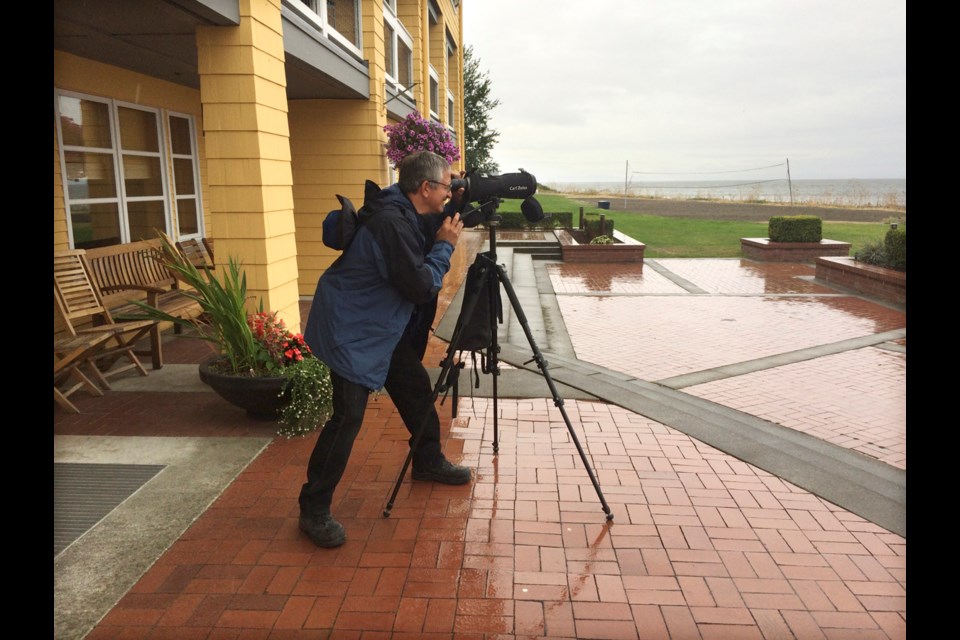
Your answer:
[544,212,573,228]
[884,227,906,271]
[590,235,615,245]
[854,238,887,265]
[583,216,615,240]
[854,226,906,272]
[495,210,571,229]
[768,215,822,242]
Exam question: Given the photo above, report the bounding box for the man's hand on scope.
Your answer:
[436,212,464,247]
[449,170,467,207]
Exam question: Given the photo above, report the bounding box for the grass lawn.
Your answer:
[496,193,894,259]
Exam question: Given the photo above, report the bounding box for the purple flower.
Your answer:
[383,111,460,167]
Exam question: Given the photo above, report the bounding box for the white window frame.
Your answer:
[168,110,206,241]
[429,65,440,120]
[55,89,205,249]
[56,90,124,248]
[445,33,456,130]
[384,3,414,92]
[116,99,171,239]
[446,90,456,129]
[286,0,363,59]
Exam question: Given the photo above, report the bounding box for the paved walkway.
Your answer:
[54,229,906,640]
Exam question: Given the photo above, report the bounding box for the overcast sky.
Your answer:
[462,0,906,184]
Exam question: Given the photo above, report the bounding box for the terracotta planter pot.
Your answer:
[198,356,287,420]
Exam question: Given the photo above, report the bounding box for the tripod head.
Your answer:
[459,197,502,229]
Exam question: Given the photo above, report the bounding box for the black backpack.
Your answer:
[324,180,383,251]
[438,252,503,415]
[452,253,502,354]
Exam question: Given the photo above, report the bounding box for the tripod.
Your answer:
[383,205,614,521]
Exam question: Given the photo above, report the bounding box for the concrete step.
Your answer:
[500,235,563,262]
[498,241,558,250]
[528,251,563,260]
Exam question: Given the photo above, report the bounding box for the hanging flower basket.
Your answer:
[384,111,460,168]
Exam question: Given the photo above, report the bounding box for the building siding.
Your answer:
[54,0,465,328]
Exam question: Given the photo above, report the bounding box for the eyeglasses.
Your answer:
[427,180,453,193]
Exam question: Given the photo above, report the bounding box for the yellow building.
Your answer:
[54,0,466,331]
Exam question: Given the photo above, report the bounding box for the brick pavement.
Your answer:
[55,242,906,639]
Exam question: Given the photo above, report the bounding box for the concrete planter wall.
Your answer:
[740,238,851,262]
[815,256,905,306]
[555,229,645,263]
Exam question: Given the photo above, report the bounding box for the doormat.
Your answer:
[54,462,166,557]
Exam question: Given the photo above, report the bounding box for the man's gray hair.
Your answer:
[398,150,450,194]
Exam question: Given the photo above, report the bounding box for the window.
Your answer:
[324,0,360,47]
[168,113,204,238]
[384,3,413,90]
[290,0,362,56]
[446,33,457,129]
[56,90,203,249]
[117,105,167,242]
[429,67,440,120]
[427,2,441,119]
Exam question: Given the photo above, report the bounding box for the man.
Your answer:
[300,150,471,548]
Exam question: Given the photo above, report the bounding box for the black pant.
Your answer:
[299,339,443,515]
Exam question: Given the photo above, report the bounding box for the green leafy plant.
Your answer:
[132,232,333,437]
[248,310,333,438]
[131,232,261,374]
[854,226,906,272]
[590,235,615,245]
[278,356,333,438]
[854,238,887,265]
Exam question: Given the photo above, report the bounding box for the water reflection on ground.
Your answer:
[546,258,841,295]
[549,258,906,383]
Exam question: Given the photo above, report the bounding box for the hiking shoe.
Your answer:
[412,458,472,485]
[299,512,346,548]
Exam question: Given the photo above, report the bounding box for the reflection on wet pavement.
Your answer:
[548,263,686,294]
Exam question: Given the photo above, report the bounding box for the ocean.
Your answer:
[543,179,906,209]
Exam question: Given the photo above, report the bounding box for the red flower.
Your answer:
[247,311,313,369]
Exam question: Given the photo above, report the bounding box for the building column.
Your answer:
[196,0,301,329]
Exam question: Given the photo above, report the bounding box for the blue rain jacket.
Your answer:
[304,184,453,390]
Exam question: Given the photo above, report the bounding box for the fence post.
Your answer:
[600,214,606,236]
[579,207,584,230]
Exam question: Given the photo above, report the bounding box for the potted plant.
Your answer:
[383,111,460,168]
[132,232,333,438]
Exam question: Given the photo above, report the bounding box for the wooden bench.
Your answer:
[176,237,215,272]
[84,239,205,369]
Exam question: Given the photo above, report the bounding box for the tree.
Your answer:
[463,45,500,175]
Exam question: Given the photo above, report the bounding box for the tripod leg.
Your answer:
[452,372,458,418]
[493,263,614,520]
[486,271,501,454]
[491,361,499,453]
